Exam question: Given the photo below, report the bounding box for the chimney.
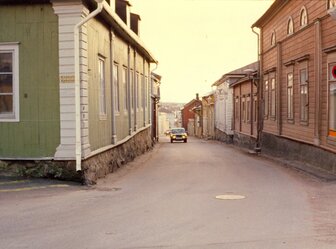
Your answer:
[130,13,141,35]
[196,93,199,100]
[115,0,131,27]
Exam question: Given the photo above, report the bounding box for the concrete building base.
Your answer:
[261,132,336,175]
[0,128,153,185]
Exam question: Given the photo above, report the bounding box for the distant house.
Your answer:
[212,74,234,143]
[230,62,259,150]
[202,91,215,139]
[181,94,201,134]
[0,0,158,183]
[252,0,336,172]
[151,72,161,142]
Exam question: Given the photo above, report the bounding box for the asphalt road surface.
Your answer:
[1,136,336,249]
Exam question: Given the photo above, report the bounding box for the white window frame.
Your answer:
[287,72,294,120]
[271,31,276,47]
[98,56,107,118]
[122,66,128,113]
[299,67,309,123]
[328,62,336,138]
[300,6,308,28]
[328,0,336,9]
[287,16,294,35]
[113,63,120,113]
[0,43,19,122]
[270,78,276,118]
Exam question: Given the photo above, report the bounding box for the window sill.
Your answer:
[300,120,309,126]
[287,119,295,124]
[99,114,107,121]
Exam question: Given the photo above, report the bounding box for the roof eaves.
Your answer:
[252,0,288,28]
[99,1,157,63]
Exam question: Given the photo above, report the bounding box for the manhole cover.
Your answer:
[215,194,246,200]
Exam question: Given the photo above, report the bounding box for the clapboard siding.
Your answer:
[0,4,60,158]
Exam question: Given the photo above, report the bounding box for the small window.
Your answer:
[300,68,308,122]
[235,96,239,121]
[270,78,276,117]
[287,17,294,35]
[130,69,134,111]
[264,80,269,118]
[136,72,140,109]
[98,57,107,117]
[145,76,148,108]
[329,63,336,137]
[113,63,120,113]
[242,96,246,123]
[246,96,251,122]
[122,67,128,112]
[0,44,19,122]
[287,73,294,120]
[271,31,276,46]
[300,7,308,27]
[328,0,336,9]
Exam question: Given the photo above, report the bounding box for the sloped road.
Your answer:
[1,136,336,248]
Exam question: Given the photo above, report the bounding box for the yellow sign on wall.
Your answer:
[60,75,75,84]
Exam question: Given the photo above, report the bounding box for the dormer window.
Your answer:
[287,17,294,35]
[271,31,276,46]
[300,7,308,27]
[328,0,336,9]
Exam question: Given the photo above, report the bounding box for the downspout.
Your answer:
[150,62,158,140]
[143,58,146,126]
[314,19,322,146]
[276,42,282,136]
[252,26,262,151]
[134,51,137,131]
[74,0,104,171]
[110,31,117,144]
[127,46,132,135]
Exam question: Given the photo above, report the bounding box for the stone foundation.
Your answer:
[215,128,233,144]
[0,128,153,184]
[82,128,153,184]
[261,132,336,174]
[233,132,257,150]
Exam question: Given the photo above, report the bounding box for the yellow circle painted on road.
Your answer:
[215,194,246,200]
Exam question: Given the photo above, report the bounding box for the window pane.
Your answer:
[99,59,106,115]
[113,64,119,112]
[0,74,13,93]
[0,53,12,72]
[264,80,268,116]
[271,78,276,116]
[0,95,13,113]
[300,69,307,83]
[329,83,336,136]
[123,68,128,110]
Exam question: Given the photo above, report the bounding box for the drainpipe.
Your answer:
[134,51,137,131]
[74,0,104,171]
[252,26,262,151]
[128,45,132,135]
[110,31,117,144]
[150,62,158,139]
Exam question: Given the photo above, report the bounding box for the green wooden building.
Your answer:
[0,0,158,183]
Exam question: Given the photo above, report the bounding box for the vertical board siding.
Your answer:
[0,4,60,158]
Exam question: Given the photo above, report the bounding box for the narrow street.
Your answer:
[1,136,336,249]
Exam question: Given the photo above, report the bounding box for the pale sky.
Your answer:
[132,0,274,103]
